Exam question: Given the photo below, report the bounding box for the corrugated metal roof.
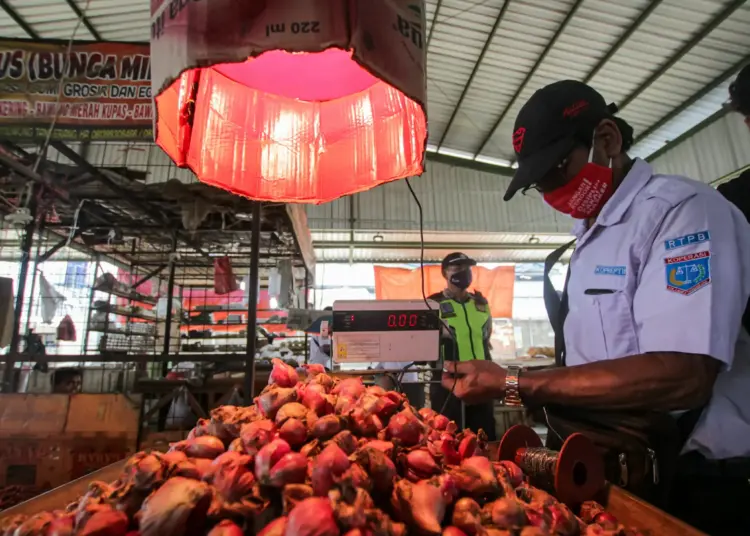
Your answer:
[305,158,571,234]
[314,245,572,263]
[5,0,748,170]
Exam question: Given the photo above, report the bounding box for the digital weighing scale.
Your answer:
[331,299,441,363]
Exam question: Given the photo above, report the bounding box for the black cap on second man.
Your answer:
[504,80,614,201]
[441,252,477,271]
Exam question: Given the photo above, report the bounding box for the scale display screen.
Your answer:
[333,309,440,332]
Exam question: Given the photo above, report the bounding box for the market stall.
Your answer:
[0,360,704,535]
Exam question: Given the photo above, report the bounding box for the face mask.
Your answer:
[449,269,472,290]
[543,143,614,219]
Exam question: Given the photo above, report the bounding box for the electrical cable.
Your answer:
[404,178,460,417]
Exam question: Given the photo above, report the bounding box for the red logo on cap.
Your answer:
[563,100,589,118]
[512,127,526,153]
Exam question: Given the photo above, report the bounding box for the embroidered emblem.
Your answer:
[664,231,710,251]
[664,251,711,295]
[512,127,526,153]
[563,100,589,118]
[594,265,627,276]
[439,301,455,317]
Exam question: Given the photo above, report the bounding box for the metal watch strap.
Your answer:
[504,365,523,407]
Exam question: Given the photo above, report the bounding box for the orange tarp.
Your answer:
[373,265,515,318]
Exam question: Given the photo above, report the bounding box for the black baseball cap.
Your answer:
[504,80,615,201]
[441,252,476,270]
[728,63,750,116]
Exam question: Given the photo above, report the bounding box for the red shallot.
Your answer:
[207,520,244,536]
[278,417,308,447]
[386,409,422,447]
[312,443,351,496]
[451,498,482,536]
[270,358,299,388]
[285,497,339,536]
[169,436,225,460]
[275,402,309,425]
[268,452,308,487]
[208,452,255,502]
[258,517,288,536]
[332,377,365,399]
[139,477,212,536]
[256,386,298,419]
[255,439,292,482]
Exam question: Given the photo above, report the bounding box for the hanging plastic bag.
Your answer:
[214,256,239,295]
[56,315,77,342]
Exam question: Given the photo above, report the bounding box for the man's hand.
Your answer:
[441,361,506,405]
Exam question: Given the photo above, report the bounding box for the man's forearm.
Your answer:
[519,352,719,412]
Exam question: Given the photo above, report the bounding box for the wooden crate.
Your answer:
[0,393,141,509]
[603,485,707,536]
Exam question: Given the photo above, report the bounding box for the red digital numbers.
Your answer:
[387,313,419,329]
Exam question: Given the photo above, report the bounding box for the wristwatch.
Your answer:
[504,365,523,407]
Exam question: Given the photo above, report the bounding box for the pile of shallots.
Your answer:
[0,360,644,536]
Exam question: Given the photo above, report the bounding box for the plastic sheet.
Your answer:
[151,0,427,203]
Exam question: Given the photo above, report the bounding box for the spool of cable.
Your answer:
[497,425,604,505]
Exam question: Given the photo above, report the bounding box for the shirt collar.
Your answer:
[572,158,654,239]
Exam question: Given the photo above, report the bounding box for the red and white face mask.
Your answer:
[543,144,614,219]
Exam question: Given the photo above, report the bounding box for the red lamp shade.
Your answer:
[150,0,427,203]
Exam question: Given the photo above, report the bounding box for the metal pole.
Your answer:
[162,232,178,358]
[23,215,46,336]
[304,266,309,364]
[3,191,38,392]
[244,202,262,404]
[83,255,101,355]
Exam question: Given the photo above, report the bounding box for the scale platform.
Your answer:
[331,299,440,363]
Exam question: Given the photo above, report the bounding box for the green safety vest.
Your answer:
[431,292,491,361]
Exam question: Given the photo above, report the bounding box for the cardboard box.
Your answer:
[66,394,141,435]
[0,394,141,494]
[0,394,69,437]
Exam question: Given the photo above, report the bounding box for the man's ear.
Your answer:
[595,119,622,158]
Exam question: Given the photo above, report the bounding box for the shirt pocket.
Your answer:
[591,290,640,359]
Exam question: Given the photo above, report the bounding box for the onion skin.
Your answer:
[311,415,345,439]
[256,386,298,420]
[443,528,468,536]
[494,461,524,488]
[169,436,225,460]
[208,452,255,502]
[275,402,309,425]
[78,509,130,536]
[139,477,212,536]
[285,497,339,536]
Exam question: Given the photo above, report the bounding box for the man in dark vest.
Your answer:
[428,252,496,440]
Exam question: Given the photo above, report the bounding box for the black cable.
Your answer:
[404,178,459,417]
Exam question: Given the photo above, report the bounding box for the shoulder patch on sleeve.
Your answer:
[664,230,710,251]
[439,301,455,316]
[664,250,711,295]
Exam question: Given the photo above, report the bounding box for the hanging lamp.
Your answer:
[150,0,427,204]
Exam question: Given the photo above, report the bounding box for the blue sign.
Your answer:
[664,231,710,251]
[665,251,711,295]
[594,265,627,277]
